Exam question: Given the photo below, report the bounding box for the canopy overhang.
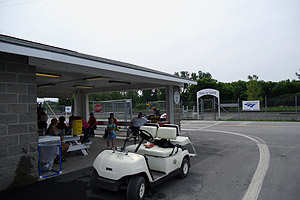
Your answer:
[0,35,196,98]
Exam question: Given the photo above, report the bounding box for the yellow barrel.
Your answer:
[72,119,82,136]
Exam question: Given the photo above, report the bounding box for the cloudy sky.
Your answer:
[1,0,299,82]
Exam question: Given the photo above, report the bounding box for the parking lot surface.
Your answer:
[1,121,300,200]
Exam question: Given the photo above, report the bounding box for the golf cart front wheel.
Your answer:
[177,157,190,179]
[127,176,146,200]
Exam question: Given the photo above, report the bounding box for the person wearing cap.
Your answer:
[88,112,97,137]
[127,112,148,142]
[46,118,69,164]
[152,107,161,116]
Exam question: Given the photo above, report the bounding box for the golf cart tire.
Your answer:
[90,169,101,193]
[177,157,190,179]
[127,176,146,200]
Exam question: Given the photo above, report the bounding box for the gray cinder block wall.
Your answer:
[0,52,38,191]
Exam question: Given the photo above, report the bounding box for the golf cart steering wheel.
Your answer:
[139,129,154,142]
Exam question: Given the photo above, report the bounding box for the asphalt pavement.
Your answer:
[1,121,300,200]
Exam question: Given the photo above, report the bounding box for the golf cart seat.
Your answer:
[125,126,180,158]
[140,125,158,138]
[160,125,191,146]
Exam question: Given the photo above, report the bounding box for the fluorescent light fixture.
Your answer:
[84,76,106,81]
[109,80,131,85]
[37,83,55,88]
[73,85,95,89]
[36,72,61,78]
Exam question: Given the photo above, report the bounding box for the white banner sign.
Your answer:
[197,88,219,99]
[242,101,260,111]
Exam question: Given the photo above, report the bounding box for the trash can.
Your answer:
[72,119,82,136]
[38,136,62,178]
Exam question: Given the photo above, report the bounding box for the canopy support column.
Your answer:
[74,90,89,120]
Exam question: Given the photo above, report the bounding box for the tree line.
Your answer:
[57,70,300,107]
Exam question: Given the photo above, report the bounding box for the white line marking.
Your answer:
[182,127,270,200]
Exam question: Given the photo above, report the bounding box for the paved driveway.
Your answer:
[1,121,300,200]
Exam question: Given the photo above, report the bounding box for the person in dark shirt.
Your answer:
[57,116,68,135]
[152,107,161,116]
[88,112,97,137]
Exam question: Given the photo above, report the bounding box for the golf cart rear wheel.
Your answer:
[90,169,100,193]
[127,176,146,200]
[177,157,190,179]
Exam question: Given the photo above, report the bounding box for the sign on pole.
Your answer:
[65,106,72,113]
[94,104,102,113]
[242,100,260,111]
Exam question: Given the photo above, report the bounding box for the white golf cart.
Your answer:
[90,124,196,200]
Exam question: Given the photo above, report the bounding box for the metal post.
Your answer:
[201,99,204,120]
[130,99,132,122]
[238,98,240,120]
[146,101,149,116]
[296,96,298,121]
[265,97,267,112]
[112,101,115,115]
[265,96,267,120]
[213,98,216,120]
[124,100,127,125]
[197,99,199,119]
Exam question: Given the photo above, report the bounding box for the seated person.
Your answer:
[46,118,69,164]
[57,116,68,135]
[127,112,148,138]
[152,107,161,116]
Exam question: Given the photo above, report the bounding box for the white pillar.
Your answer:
[74,90,89,121]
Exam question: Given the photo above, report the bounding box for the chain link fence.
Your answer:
[181,96,299,121]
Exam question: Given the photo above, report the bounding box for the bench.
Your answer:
[63,135,92,156]
[67,143,92,156]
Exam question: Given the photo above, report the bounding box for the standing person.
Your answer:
[109,113,118,127]
[106,118,116,148]
[46,118,69,164]
[104,113,118,139]
[127,112,148,140]
[81,118,90,143]
[37,106,48,135]
[88,112,97,137]
[152,107,161,116]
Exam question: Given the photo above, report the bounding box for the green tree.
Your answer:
[217,82,235,101]
[246,75,263,100]
[157,88,166,101]
[198,71,212,79]
[124,91,140,102]
[58,97,72,106]
[296,69,300,80]
[231,80,247,100]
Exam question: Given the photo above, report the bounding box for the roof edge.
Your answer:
[0,34,196,85]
